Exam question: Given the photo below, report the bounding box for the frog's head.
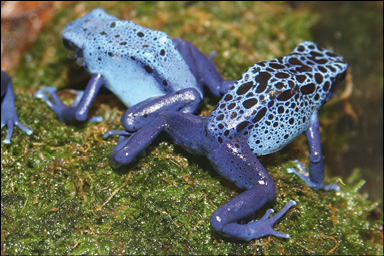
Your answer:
[61,9,119,69]
[62,37,87,69]
[294,41,348,104]
[318,47,348,104]
[325,63,348,103]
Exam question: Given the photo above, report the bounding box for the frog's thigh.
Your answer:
[121,88,201,132]
[173,38,229,97]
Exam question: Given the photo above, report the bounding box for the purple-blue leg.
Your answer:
[1,70,33,144]
[108,111,296,241]
[173,38,236,96]
[203,135,296,241]
[108,112,170,167]
[104,87,201,138]
[287,111,340,191]
[34,74,104,124]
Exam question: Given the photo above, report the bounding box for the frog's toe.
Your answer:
[34,87,57,99]
[257,200,296,239]
[243,200,296,240]
[218,200,296,241]
[324,183,340,191]
[2,121,13,144]
[15,121,33,135]
[103,129,133,139]
[287,161,339,191]
[34,87,64,108]
[88,116,103,123]
[287,160,309,178]
[287,165,319,188]
[34,86,57,96]
[2,117,33,144]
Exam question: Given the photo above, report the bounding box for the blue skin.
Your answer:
[1,70,33,144]
[107,42,348,241]
[34,9,234,129]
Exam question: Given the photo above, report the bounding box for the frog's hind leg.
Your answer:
[108,110,296,241]
[205,139,296,241]
[172,37,236,97]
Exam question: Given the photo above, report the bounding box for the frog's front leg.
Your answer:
[172,38,235,97]
[104,88,201,138]
[287,111,340,191]
[34,74,104,124]
[1,71,33,144]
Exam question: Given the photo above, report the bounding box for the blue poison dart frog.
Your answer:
[34,8,234,129]
[107,41,347,241]
[1,70,33,144]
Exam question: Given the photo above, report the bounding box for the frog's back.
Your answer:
[207,41,347,155]
[62,9,199,106]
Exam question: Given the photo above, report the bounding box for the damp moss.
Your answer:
[1,2,382,255]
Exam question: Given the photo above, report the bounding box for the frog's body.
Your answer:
[207,42,344,157]
[34,9,233,127]
[1,70,33,144]
[108,42,347,241]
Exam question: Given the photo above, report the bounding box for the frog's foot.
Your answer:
[219,200,297,241]
[248,200,297,239]
[34,87,102,123]
[34,87,70,111]
[1,119,33,144]
[287,160,340,191]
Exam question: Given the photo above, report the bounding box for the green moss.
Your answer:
[2,2,382,255]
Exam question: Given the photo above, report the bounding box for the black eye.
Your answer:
[63,39,77,51]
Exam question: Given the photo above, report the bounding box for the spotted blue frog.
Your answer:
[1,70,33,144]
[107,41,348,241]
[34,8,233,127]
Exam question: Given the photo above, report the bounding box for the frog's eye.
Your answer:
[63,39,77,51]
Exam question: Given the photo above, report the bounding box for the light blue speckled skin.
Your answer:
[207,41,346,157]
[108,42,347,241]
[1,70,33,144]
[34,9,233,126]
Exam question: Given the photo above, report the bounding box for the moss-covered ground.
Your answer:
[2,2,382,254]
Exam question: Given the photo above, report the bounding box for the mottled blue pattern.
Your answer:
[62,8,200,107]
[207,41,347,155]
[107,41,348,241]
[35,9,231,125]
